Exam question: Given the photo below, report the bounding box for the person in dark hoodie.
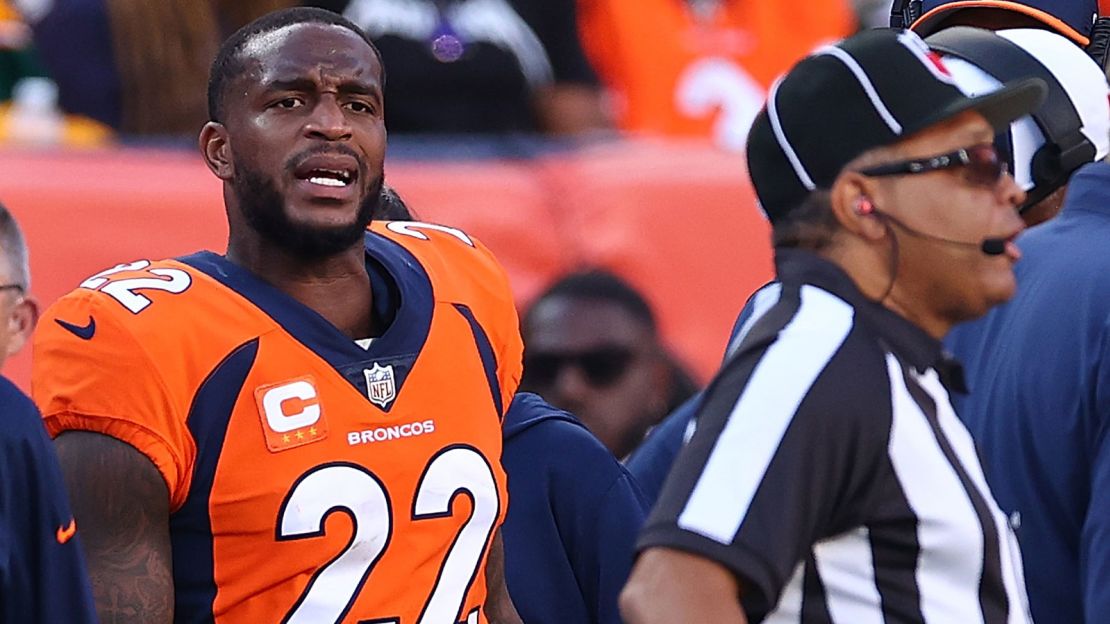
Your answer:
[373,189,648,624]
[501,393,647,624]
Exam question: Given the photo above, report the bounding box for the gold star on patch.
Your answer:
[295,430,305,440]
[282,434,291,443]
[309,427,318,437]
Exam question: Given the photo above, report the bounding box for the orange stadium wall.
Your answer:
[0,140,774,392]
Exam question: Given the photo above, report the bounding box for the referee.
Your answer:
[621,29,1044,623]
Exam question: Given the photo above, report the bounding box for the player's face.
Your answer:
[223,23,386,258]
[521,297,669,459]
[870,111,1025,330]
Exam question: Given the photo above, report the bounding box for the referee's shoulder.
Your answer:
[710,283,894,423]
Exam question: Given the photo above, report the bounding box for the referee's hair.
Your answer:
[526,269,657,334]
[207,7,384,123]
[0,203,29,290]
[771,191,840,250]
[772,143,898,250]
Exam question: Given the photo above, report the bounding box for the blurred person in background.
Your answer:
[934,21,1110,624]
[342,0,610,135]
[577,0,855,151]
[521,269,697,459]
[0,202,96,623]
[0,1,110,145]
[17,0,297,137]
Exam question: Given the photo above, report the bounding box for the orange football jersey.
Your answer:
[578,0,855,149]
[32,221,523,623]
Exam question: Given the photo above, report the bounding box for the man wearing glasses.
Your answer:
[521,269,696,460]
[621,29,1042,622]
[0,203,96,622]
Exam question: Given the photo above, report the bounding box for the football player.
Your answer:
[32,8,523,623]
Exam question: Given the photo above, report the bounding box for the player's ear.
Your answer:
[199,121,233,181]
[6,295,38,358]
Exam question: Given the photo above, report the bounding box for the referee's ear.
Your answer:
[830,171,887,242]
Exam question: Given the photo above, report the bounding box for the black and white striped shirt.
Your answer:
[639,250,1031,623]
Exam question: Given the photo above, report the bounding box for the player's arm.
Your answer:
[483,530,523,624]
[55,431,173,623]
[621,548,747,624]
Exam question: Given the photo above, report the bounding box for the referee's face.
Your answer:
[869,111,1026,333]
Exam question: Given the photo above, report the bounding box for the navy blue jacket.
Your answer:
[0,376,96,622]
[946,161,1110,624]
[502,393,647,624]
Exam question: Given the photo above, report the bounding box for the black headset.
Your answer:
[890,0,1110,76]
[925,26,1096,211]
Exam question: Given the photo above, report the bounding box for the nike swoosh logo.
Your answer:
[56,519,76,544]
[56,316,95,340]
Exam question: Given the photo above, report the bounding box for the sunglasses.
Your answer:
[523,346,636,389]
[857,143,1007,188]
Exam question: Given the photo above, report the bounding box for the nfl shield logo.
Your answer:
[364,363,397,409]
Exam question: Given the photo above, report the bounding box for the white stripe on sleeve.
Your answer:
[677,285,854,544]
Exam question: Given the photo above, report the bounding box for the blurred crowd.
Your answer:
[0,0,889,148]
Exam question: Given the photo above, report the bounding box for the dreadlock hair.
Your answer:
[206,7,383,124]
[104,0,297,135]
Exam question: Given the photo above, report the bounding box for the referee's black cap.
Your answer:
[747,28,1047,223]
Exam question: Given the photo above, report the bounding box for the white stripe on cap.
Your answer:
[815,45,903,135]
[767,78,817,191]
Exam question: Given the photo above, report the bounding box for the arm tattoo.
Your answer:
[55,432,174,623]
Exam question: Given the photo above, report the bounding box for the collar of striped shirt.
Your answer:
[773,248,969,393]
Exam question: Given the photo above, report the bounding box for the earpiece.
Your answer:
[855,197,874,215]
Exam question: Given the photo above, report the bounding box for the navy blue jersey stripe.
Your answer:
[170,338,259,623]
[452,303,503,417]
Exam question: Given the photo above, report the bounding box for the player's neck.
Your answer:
[228,241,376,339]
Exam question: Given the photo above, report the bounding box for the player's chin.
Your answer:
[287,198,366,228]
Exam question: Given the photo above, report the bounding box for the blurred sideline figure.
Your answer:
[343,0,609,135]
[521,269,697,460]
[0,202,96,622]
[21,0,296,136]
[577,0,855,150]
